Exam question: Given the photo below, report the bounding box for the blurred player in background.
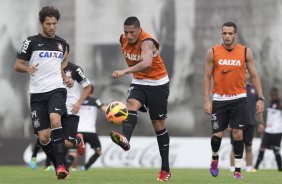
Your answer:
[229,69,264,172]
[14,6,72,179]
[110,16,171,182]
[254,87,282,172]
[66,85,107,171]
[61,44,91,161]
[203,22,264,179]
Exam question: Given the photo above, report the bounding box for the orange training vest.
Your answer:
[120,29,167,80]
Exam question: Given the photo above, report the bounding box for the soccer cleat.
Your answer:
[210,160,219,177]
[29,157,37,170]
[44,165,55,171]
[76,133,85,155]
[70,167,77,172]
[56,165,69,179]
[110,131,130,151]
[80,166,86,171]
[157,170,171,182]
[233,171,243,179]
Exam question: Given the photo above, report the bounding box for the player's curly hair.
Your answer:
[39,6,60,24]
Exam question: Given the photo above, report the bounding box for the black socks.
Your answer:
[156,128,170,172]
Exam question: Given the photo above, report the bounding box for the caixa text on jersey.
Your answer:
[39,51,63,59]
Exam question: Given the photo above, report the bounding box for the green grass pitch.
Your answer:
[0,166,281,184]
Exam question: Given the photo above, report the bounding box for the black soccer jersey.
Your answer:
[63,62,90,115]
[17,34,68,93]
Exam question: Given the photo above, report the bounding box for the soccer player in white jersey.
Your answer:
[66,85,107,171]
[14,6,72,179]
[254,87,282,171]
[61,45,91,157]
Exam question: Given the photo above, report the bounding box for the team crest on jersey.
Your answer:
[65,70,72,78]
[57,43,63,52]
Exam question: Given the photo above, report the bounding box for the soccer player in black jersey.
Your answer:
[14,6,72,179]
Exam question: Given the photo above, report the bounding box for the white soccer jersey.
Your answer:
[17,34,67,93]
[265,105,282,134]
[63,62,90,115]
[77,97,99,133]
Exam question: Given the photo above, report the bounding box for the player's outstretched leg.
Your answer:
[110,131,130,151]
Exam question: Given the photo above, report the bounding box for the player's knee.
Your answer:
[231,129,243,140]
[152,120,166,131]
[49,113,62,128]
[65,139,74,149]
[127,99,141,111]
[37,131,51,144]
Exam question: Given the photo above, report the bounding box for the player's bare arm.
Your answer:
[14,58,39,76]
[203,48,214,114]
[71,84,92,114]
[257,112,264,134]
[246,48,265,113]
[112,40,154,78]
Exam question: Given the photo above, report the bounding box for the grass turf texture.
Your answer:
[0,166,281,184]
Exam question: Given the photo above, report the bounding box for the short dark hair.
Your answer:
[271,86,279,93]
[39,6,60,24]
[124,16,140,28]
[222,22,237,33]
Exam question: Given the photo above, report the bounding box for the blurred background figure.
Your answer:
[66,85,107,171]
[229,69,264,172]
[254,87,282,172]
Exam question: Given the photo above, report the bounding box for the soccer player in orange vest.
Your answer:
[203,22,265,179]
[110,16,171,182]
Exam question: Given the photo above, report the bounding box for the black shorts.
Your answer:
[211,98,247,133]
[78,132,101,149]
[30,88,67,134]
[127,82,169,120]
[62,115,79,140]
[230,124,255,145]
[261,132,282,149]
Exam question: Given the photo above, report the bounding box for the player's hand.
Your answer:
[71,102,81,114]
[27,63,39,76]
[256,100,264,114]
[64,77,74,87]
[258,123,264,134]
[112,70,126,78]
[204,100,212,114]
